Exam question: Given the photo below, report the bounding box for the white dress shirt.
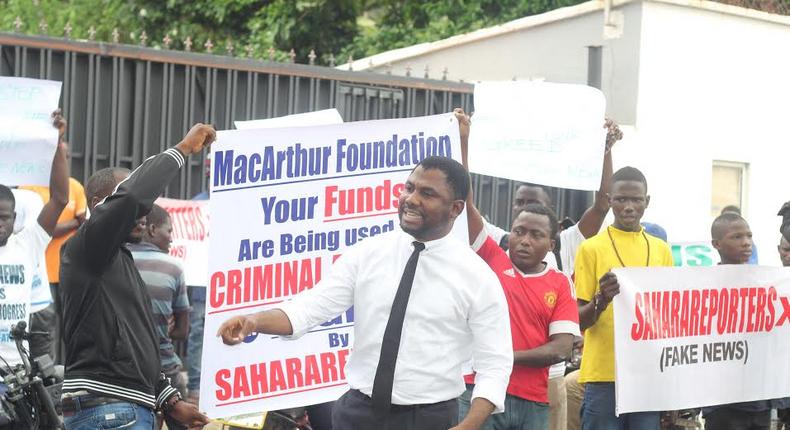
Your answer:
[278,229,513,412]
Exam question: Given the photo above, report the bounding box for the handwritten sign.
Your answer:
[468,81,606,191]
[0,77,62,186]
[201,113,466,418]
[234,109,343,130]
[613,265,790,414]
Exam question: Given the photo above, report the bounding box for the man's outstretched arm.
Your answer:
[82,124,215,269]
[455,107,485,245]
[37,110,70,236]
[576,119,622,239]
[217,309,295,344]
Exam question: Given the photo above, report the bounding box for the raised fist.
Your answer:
[176,123,216,156]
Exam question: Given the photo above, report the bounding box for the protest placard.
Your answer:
[201,113,466,418]
[234,109,343,130]
[0,77,62,186]
[155,198,210,286]
[671,241,720,267]
[468,81,606,191]
[612,265,790,414]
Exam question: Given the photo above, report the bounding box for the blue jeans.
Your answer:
[459,384,549,429]
[581,382,659,430]
[187,289,205,392]
[64,400,154,430]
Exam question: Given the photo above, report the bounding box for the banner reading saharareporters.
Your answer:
[201,113,466,418]
[155,198,210,286]
[612,265,790,414]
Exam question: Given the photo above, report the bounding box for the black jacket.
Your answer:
[59,148,186,409]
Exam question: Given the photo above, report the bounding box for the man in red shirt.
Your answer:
[457,109,580,429]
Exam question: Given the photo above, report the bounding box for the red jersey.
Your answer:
[465,237,580,403]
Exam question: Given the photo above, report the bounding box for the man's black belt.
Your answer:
[349,389,454,412]
[61,394,125,416]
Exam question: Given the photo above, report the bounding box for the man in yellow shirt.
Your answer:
[574,166,673,429]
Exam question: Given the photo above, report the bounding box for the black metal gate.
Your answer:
[0,32,590,230]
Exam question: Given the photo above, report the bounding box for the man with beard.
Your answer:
[217,155,513,430]
[59,124,214,429]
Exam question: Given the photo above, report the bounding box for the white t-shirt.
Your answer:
[0,222,49,366]
[484,221,586,379]
[10,189,52,313]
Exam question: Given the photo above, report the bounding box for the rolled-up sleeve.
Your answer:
[467,271,513,413]
[276,247,359,339]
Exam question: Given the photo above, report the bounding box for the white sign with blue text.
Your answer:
[201,113,466,418]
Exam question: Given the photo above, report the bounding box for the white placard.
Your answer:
[201,113,467,418]
[234,109,343,130]
[468,81,606,191]
[0,77,62,186]
[155,198,210,286]
[612,265,790,414]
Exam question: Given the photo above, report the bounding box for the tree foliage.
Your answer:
[1,0,595,65]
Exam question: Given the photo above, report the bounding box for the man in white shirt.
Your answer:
[218,156,513,430]
[0,111,69,367]
[473,115,621,430]
[10,187,55,360]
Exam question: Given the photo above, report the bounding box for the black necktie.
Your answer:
[371,241,426,417]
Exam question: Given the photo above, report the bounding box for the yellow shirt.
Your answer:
[21,178,87,283]
[574,225,673,383]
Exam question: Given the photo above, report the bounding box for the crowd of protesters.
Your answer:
[1,107,790,430]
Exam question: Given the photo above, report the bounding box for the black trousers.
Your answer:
[332,389,458,430]
[704,408,770,430]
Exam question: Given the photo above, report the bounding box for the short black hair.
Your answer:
[711,212,748,240]
[413,156,470,201]
[0,185,15,208]
[516,183,554,206]
[720,205,741,216]
[86,167,130,203]
[612,166,648,191]
[514,203,559,237]
[146,204,170,227]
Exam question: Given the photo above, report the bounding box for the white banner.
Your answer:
[234,109,343,130]
[612,265,790,414]
[201,113,466,418]
[468,81,606,191]
[0,77,62,186]
[155,198,210,286]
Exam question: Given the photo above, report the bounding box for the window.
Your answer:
[711,161,748,218]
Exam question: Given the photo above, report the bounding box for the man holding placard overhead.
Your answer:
[574,166,674,429]
[218,154,513,429]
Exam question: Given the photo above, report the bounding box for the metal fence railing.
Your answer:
[0,32,591,231]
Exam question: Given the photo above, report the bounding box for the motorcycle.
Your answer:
[0,321,63,430]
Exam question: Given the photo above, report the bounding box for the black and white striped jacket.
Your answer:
[60,148,186,409]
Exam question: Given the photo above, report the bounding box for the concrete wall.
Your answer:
[613,1,790,265]
[369,2,645,125]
